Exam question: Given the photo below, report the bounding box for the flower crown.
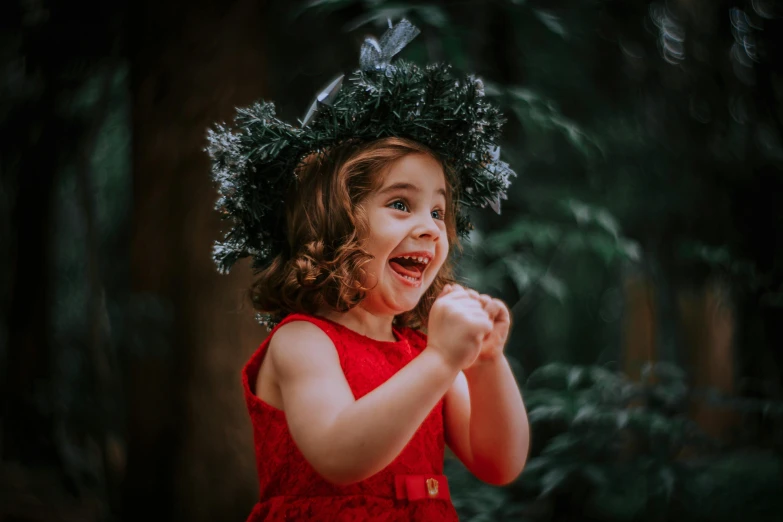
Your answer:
[206,19,516,274]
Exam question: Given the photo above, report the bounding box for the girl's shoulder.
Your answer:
[262,314,343,383]
[267,313,341,352]
[256,314,344,384]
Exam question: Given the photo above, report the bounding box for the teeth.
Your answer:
[399,256,430,265]
[399,255,429,264]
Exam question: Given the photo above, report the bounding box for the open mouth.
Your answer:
[388,254,430,285]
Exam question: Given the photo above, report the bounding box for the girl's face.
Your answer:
[359,153,450,316]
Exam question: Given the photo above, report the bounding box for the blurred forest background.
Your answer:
[2,0,783,520]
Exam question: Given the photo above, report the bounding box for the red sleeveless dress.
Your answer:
[241,313,460,521]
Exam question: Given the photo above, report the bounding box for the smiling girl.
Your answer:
[208,20,529,522]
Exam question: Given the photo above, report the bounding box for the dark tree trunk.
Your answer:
[127,0,272,520]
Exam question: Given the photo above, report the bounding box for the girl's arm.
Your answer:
[269,321,456,485]
[269,291,490,486]
[443,286,530,485]
[444,360,530,485]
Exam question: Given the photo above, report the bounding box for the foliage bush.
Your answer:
[446,362,783,522]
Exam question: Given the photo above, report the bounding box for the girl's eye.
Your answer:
[389,200,409,212]
[431,209,445,221]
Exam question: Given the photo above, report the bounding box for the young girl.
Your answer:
[208,20,529,522]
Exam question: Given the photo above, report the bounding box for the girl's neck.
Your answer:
[316,305,397,342]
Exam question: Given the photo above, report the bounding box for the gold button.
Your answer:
[426,477,439,498]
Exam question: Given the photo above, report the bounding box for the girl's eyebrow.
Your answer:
[378,181,446,198]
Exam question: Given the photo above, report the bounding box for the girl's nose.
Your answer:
[414,213,441,241]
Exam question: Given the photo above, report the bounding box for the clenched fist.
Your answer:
[441,284,512,366]
[426,284,494,370]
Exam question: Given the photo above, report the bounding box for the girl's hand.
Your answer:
[441,284,511,364]
[427,285,494,370]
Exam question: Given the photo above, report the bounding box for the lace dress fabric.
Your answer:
[242,313,460,521]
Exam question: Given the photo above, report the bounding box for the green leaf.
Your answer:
[567,366,586,390]
[541,467,572,497]
[524,388,570,404]
[526,363,572,390]
[582,464,609,487]
[533,9,569,39]
[543,433,579,456]
[521,456,552,477]
[572,404,599,426]
[539,272,568,302]
[529,404,569,424]
[658,467,675,500]
[594,209,620,239]
[615,410,630,430]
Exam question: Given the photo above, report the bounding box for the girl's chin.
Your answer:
[360,265,432,313]
[362,292,418,317]
[385,282,426,312]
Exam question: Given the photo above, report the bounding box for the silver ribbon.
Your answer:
[302,19,419,127]
[301,74,344,127]
[359,18,421,71]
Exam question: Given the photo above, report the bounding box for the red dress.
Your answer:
[242,313,460,521]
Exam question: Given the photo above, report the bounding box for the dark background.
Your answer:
[2,0,783,521]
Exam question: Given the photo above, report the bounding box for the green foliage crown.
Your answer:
[206,19,516,274]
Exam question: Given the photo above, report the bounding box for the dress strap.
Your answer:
[272,313,347,356]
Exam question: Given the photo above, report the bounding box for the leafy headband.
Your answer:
[206,19,516,275]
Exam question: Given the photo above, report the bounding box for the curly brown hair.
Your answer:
[249,137,462,329]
